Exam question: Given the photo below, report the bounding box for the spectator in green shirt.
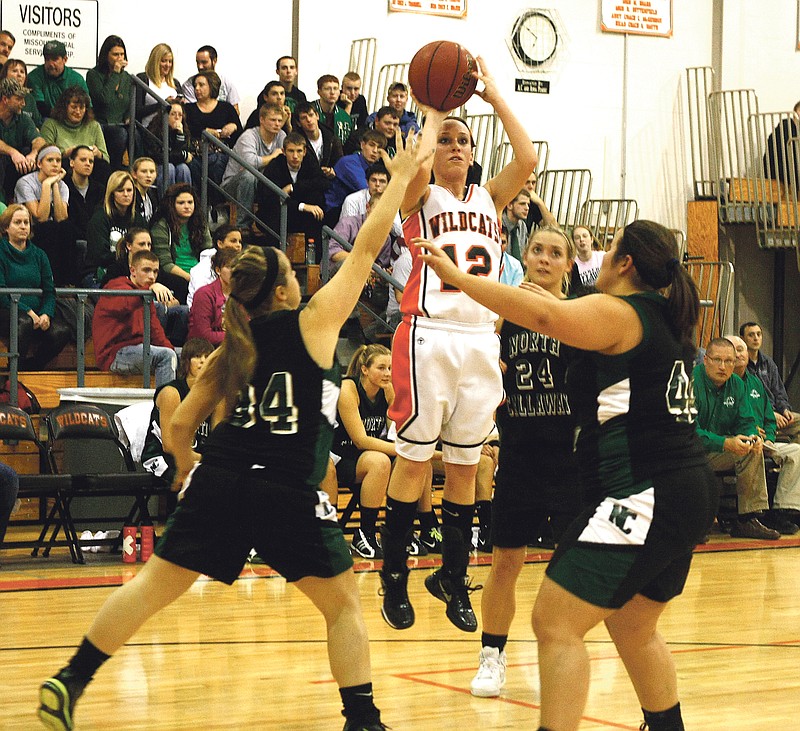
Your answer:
[26,39,90,119]
[0,77,45,202]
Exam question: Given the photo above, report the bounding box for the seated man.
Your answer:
[311,74,353,145]
[187,224,243,306]
[296,102,342,179]
[276,55,306,112]
[324,129,386,226]
[26,40,89,119]
[741,320,800,444]
[524,169,557,230]
[181,45,240,114]
[221,103,286,226]
[727,334,800,533]
[244,81,292,133]
[0,78,45,203]
[366,82,419,137]
[693,337,780,540]
[762,101,800,184]
[255,132,326,248]
[337,71,368,132]
[344,106,400,156]
[14,145,80,285]
[92,249,177,387]
[340,162,402,238]
[501,188,530,262]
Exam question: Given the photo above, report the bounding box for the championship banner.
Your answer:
[388,0,467,20]
[600,0,672,38]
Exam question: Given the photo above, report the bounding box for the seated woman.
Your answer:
[187,247,236,347]
[184,70,241,187]
[0,204,70,369]
[101,226,187,348]
[40,86,111,186]
[86,35,132,171]
[85,171,145,287]
[130,156,158,225]
[135,43,181,128]
[331,343,396,559]
[141,337,215,487]
[146,102,193,189]
[150,183,212,304]
[0,58,42,128]
[187,223,242,306]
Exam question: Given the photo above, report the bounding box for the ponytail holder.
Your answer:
[666,257,680,273]
[231,246,280,309]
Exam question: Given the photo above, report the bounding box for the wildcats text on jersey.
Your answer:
[427,209,502,243]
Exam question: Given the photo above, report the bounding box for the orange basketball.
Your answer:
[408,40,478,112]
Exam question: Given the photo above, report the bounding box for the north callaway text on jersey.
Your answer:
[506,391,571,417]
[507,330,561,359]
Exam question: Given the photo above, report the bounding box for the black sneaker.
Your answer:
[379,569,414,629]
[419,526,443,553]
[352,528,384,559]
[39,668,86,731]
[406,533,428,556]
[342,720,389,731]
[761,511,800,535]
[424,568,481,632]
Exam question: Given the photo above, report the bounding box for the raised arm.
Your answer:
[400,106,447,217]
[300,131,430,367]
[477,56,537,214]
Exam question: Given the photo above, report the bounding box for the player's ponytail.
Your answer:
[616,220,699,350]
[345,343,391,379]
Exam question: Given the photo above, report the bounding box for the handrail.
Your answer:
[0,288,156,404]
[128,74,171,198]
[197,131,289,249]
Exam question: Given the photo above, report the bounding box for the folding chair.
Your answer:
[43,403,168,560]
[0,404,80,562]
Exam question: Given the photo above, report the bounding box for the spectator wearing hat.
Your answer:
[0,77,45,202]
[27,40,89,119]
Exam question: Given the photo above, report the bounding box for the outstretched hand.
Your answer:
[412,237,464,287]
[380,128,434,179]
[472,55,500,107]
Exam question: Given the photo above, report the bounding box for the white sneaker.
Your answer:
[79,530,94,552]
[92,530,106,553]
[470,646,507,697]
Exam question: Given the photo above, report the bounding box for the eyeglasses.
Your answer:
[706,357,735,367]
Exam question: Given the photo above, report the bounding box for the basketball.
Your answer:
[408,40,478,112]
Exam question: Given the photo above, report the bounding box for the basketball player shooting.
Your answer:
[379,54,538,633]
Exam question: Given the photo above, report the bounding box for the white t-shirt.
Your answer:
[575,250,605,288]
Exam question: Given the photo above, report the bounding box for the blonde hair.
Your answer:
[345,343,391,379]
[145,43,175,88]
[103,170,136,219]
[202,246,290,400]
[522,225,576,294]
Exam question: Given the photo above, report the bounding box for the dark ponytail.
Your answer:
[616,220,700,350]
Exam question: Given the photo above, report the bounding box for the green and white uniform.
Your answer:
[155,310,352,584]
[546,292,717,608]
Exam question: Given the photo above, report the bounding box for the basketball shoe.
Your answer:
[38,667,86,731]
[470,646,507,697]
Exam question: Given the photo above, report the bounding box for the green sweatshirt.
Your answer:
[740,369,778,442]
[0,237,56,316]
[692,363,759,452]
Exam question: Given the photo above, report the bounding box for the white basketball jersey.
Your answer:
[401,184,502,324]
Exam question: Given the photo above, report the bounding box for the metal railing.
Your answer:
[539,169,593,232]
[577,199,639,248]
[127,74,171,198]
[685,66,717,200]
[685,260,735,347]
[196,131,289,248]
[1,288,156,405]
[489,139,549,179]
[349,38,377,110]
[465,113,502,184]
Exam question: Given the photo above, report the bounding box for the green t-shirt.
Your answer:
[174,224,198,271]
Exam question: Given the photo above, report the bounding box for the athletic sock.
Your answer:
[641,702,685,730]
[481,632,507,653]
[384,496,418,538]
[360,506,379,535]
[441,498,476,546]
[417,508,439,532]
[476,500,492,532]
[340,682,380,724]
[67,637,110,682]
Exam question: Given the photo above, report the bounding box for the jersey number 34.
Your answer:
[229,372,299,433]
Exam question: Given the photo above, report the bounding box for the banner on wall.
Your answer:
[0,0,98,69]
[600,0,672,38]
[388,0,467,20]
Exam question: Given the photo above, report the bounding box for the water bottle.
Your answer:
[139,520,155,562]
[306,238,316,265]
[122,522,137,563]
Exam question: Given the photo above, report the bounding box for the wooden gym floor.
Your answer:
[1,527,798,729]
